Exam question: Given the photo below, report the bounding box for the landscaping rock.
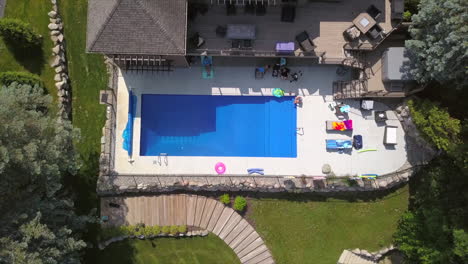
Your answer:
[52,45,61,54]
[49,18,57,24]
[378,179,388,188]
[48,11,57,18]
[50,35,59,43]
[55,66,63,73]
[322,164,331,174]
[50,56,61,67]
[50,30,60,36]
[57,34,64,42]
[54,74,62,82]
[48,23,59,30]
[51,0,57,4]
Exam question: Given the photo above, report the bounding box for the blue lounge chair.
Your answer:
[326,139,353,150]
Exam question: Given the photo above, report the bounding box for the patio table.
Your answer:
[352,12,376,34]
[275,42,295,52]
[226,24,256,39]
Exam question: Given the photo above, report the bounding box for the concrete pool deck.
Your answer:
[113,62,408,177]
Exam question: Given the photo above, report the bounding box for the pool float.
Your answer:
[272,88,284,98]
[215,162,226,174]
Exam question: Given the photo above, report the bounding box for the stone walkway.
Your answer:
[101,194,275,264]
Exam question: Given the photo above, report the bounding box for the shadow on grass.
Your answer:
[93,238,137,264]
[4,40,45,75]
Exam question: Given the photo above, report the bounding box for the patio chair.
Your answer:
[295,31,316,52]
[256,2,266,16]
[281,5,295,22]
[366,5,381,19]
[367,24,384,40]
[343,26,361,41]
[231,39,241,49]
[226,3,236,16]
[326,120,353,131]
[242,39,253,49]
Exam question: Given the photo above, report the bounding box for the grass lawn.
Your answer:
[248,185,409,264]
[0,0,56,97]
[97,234,240,264]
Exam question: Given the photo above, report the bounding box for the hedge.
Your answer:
[0,18,42,47]
[0,71,43,88]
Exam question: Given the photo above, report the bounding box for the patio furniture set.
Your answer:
[345,5,385,42]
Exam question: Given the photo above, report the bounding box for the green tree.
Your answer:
[0,83,86,263]
[405,0,467,88]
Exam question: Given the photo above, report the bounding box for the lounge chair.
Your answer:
[326,139,353,150]
[367,24,384,40]
[295,31,316,52]
[326,120,353,131]
[384,125,397,145]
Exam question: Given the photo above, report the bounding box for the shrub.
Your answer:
[0,18,42,47]
[121,225,136,236]
[161,226,170,234]
[178,225,187,233]
[233,196,247,212]
[150,225,161,236]
[143,226,153,237]
[403,10,412,21]
[0,71,43,88]
[169,225,179,235]
[408,99,461,151]
[219,194,230,205]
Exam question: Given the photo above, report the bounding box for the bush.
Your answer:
[150,225,161,236]
[403,10,412,21]
[161,226,170,234]
[219,194,230,205]
[169,225,179,235]
[0,72,43,88]
[0,18,42,47]
[178,225,187,233]
[233,196,247,212]
[408,99,461,151]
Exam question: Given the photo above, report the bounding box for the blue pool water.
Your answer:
[140,95,297,157]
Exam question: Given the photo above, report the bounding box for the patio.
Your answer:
[188,0,393,59]
[111,57,408,177]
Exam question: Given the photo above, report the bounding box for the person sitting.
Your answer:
[294,96,303,107]
[272,64,280,77]
[290,70,302,83]
[280,67,290,80]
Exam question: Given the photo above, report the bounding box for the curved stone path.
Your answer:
[101,194,275,264]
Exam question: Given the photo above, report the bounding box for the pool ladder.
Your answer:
[153,153,168,166]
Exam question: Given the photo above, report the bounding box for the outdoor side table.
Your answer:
[375,111,388,122]
[352,12,376,34]
[226,24,256,39]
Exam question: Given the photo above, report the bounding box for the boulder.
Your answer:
[49,18,57,24]
[50,56,61,67]
[50,35,59,43]
[322,164,332,174]
[50,30,60,36]
[55,66,63,73]
[52,45,61,54]
[48,23,59,30]
[57,34,64,42]
[48,11,57,18]
[378,179,388,188]
[51,0,57,4]
[54,74,62,82]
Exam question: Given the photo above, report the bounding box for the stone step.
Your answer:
[206,202,225,232]
[257,256,275,264]
[244,250,272,264]
[193,196,207,227]
[229,225,255,249]
[238,237,264,259]
[241,245,269,264]
[213,207,235,236]
[186,195,197,226]
[224,219,249,245]
[199,199,217,229]
[234,231,259,255]
[219,213,242,240]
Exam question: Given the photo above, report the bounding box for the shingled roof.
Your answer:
[86,0,187,55]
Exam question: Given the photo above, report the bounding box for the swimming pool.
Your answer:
[140,94,297,157]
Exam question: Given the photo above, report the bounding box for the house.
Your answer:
[87,0,416,99]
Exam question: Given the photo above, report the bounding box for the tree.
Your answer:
[0,18,42,47]
[0,82,86,263]
[405,0,467,88]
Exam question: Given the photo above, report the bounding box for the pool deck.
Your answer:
[113,60,407,177]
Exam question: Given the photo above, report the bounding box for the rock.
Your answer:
[274,184,280,188]
[52,45,61,54]
[322,164,331,174]
[50,35,59,43]
[395,105,403,113]
[57,34,64,42]
[48,11,57,18]
[378,179,388,188]
[52,5,58,12]
[352,248,361,254]
[50,30,60,36]
[55,66,63,73]
[49,18,57,24]
[54,74,62,82]
[50,56,61,67]
[201,230,209,236]
[51,0,57,4]
[48,23,59,30]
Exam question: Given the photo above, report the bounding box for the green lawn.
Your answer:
[60,0,107,214]
[248,186,409,264]
[0,0,56,97]
[97,234,240,264]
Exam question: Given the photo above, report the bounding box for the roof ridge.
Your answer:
[89,0,124,52]
[134,0,185,53]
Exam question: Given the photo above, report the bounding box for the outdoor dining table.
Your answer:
[226,24,256,40]
[352,12,376,34]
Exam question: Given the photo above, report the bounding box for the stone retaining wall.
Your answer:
[47,0,71,120]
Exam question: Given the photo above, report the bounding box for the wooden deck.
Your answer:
[188,0,393,59]
[101,195,275,264]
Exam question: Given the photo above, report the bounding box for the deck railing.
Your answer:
[187,48,325,59]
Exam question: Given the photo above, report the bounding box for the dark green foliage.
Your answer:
[405,0,467,88]
[0,18,42,47]
[169,225,179,235]
[0,71,43,87]
[220,194,230,205]
[233,196,247,212]
[408,98,461,151]
[161,226,170,234]
[405,0,420,15]
[178,225,187,233]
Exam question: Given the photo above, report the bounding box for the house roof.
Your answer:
[86,0,187,55]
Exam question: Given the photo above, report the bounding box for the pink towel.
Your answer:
[344,120,353,130]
